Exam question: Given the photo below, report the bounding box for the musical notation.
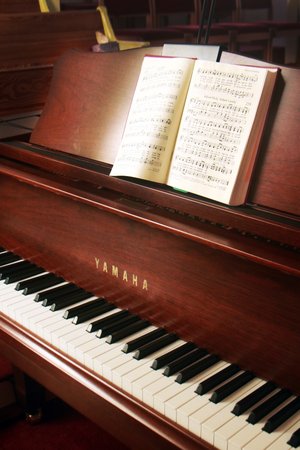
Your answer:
[112,57,193,179]
[169,63,266,192]
[111,56,275,204]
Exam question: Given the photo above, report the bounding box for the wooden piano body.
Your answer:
[0,7,101,116]
[0,47,299,449]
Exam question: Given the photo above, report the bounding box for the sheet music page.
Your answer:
[167,60,268,204]
[110,56,194,183]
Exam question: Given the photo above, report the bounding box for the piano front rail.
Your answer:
[0,313,210,450]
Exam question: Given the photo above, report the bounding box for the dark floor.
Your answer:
[0,397,130,450]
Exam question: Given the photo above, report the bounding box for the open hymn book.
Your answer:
[110,56,278,205]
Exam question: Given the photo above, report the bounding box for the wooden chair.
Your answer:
[60,0,98,11]
[105,0,153,28]
[186,0,273,61]
[0,0,41,13]
[0,9,101,115]
[151,0,199,27]
[160,0,237,50]
[103,0,185,45]
[214,0,273,61]
[239,0,300,62]
[159,0,273,60]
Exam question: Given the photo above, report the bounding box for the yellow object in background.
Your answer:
[38,0,60,13]
[96,4,149,51]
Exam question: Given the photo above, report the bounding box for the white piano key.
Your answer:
[131,367,166,401]
[54,323,89,350]
[214,412,248,449]
[30,309,62,334]
[102,352,140,383]
[200,378,263,445]
[129,340,186,400]
[14,305,44,328]
[84,342,110,369]
[227,396,296,450]
[92,334,148,377]
[177,390,214,430]
[0,292,25,313]
[243,410,300,450]
[43,319,68,343]
[66,311,128,357]
[121,342,180,394]
[0,283,20,296]
[93,342,127,376]
[165,361,228,422]
[213,387,282,450]
[94,331,161,379]
[110,341,179,393]
[101,327,159,380]
[3,296,34,318]
[75,338,100,364]
[51,308,121,349]
[14,297,43,322]
[68,333,100,359]
[142,372,178,408]
[266,419,300,450]
[31,310,63,338]
[153,362,230,419]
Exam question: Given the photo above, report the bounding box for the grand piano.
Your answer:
[0,46,299,449]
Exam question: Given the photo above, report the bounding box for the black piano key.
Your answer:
[87,310,130,333]
[0,252,21,266]
[262,396,300,433]
[50,290,92,311]
[106,319,150,344]
[72,302,116,324]
[96,315,140,339]
[63,297,106,319]
[5,265,44,284]
[35,283,78,303]
[42,286,84,307]
[163,348,208,377]
[0,260,33,279]
[151,341,197,370]
[133,333,178,360]
[210,371,255,404]
[16,273,64,294]
[175,354,220,384]
[247,388,292,425]
[232,380,277,416]
[122,328,166,354]
[288,428,300,448]
[195,363,240,395]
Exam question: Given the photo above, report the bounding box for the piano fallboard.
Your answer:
[0,155,299,394]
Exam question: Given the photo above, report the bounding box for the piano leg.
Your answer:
[24,375,44,424]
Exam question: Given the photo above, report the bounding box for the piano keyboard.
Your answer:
[0,248,299,450]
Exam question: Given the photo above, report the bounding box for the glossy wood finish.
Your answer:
[0,0,40,13]
[30,47,161,164]
[30,48,300,218]
[0,48,299,449]
[0,9,101,115]
[0,10,100,69]
[0,66,52,116]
